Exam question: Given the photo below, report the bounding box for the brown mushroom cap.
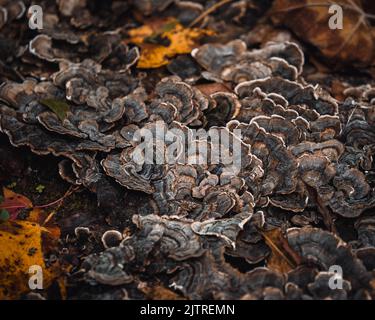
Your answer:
[193,40,303,83]
[228,120,298,196]
[235,77,338,116]
[287,227,371,289]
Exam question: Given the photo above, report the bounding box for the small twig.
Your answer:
[43,210,56,225]
[346,104,359,126]
[1,186,79,212]
[35,185,78,209]
[41,186,80,225]
[188,0,234,28]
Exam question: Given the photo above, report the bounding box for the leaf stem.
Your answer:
[0,186,78,211]
[35,186,78,209]
[188,0,234,28]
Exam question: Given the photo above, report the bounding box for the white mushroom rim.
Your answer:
[130,120,243,174]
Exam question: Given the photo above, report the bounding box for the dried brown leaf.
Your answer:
[261,228,301,273]
[270,0,375,66]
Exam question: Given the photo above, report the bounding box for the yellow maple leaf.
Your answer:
[128,18,214,69]
[0,220,59,299]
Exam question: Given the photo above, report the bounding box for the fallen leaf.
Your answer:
[270,0,375,66]
[260,228,301,273]
[27,207,43,223]
[0,220,57,299]
[128,18,214,68]
[40,99,70,121]
[28,208,61,241]
[0,187,33,220]
[138,283,185,300]
[0,187,64,299]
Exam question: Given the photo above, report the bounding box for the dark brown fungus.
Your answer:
[205,92,241,126]
[0,0,25,29]
[1,6,375,300]
[192,41,303,83]
[152,76,208,125]
[132,214,206,261]
[287,265,318,290]
[101,152,158,194]
[192,40,247,79]
[169,251,231,299]
[228,120,298,196]
[227,211,271,264]
[342,105,375,148]
[269,181,309,213]
[235,77,338,116]
[83,246,135,285]
[329,165,375,218]
[307,271,351,300]
[191,211,253,249]
[287,228,371,289]
[355,217,375,248]
[356,247,375,271]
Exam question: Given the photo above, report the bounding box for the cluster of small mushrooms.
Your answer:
[1,0,375,300]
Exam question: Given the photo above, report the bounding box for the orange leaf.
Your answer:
[0,220,58,299]
[270,0,374,66]
[128,17,214,69]
[27,208,43,223]
[1,187,33,220]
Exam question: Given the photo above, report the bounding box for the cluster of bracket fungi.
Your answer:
[1,0,375,300]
